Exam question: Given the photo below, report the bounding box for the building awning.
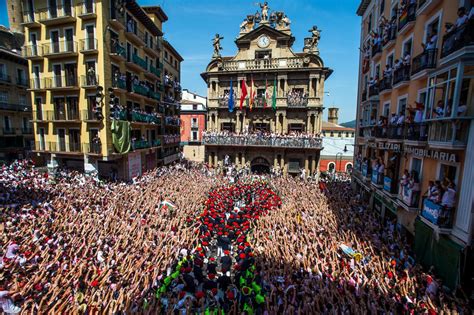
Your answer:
[414,219,464,289]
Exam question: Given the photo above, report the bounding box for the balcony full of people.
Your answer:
[202,130,323,149]
[286,89,308,107]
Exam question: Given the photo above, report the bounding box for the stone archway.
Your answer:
[251,157,271,174]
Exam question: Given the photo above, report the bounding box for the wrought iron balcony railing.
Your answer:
[221,57,306,71]
[411,49,438,75]
[203,134,322,149]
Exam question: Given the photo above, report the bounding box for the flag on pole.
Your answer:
[228,78,234,113]
[263,78,268,108]
[271,77,277,111]
[239,79,247,110]
[249,76,255,111]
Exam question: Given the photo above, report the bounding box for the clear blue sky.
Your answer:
[0,0,361,123]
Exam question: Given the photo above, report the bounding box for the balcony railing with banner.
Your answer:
[383,176,398,194]
[132,83,149,97]
[203,134,323,149]
[398,3,417,31]
[361,162,371,179]
[43,40,77,55]
[399,183,420,208]
[441,23,474,59]
[393,64,411,85]
[411,49,437,75]
[221,57,306,71]
[421,199,454,229]
[371,169,383,186]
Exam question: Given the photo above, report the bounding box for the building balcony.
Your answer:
[132,53,148,70]
[149,90,161,101]
[405,123,428,143]
[371,170,383,187]
[125,24,146,47]
[22,45,43,59]
[2,128,16,135]
[383,176,398,196]
[81,110,102,122]
[79,38,98,53]
[149,65,161,78]
[21,11,41,27]
[361,163,371,181]
[116,110,161,124]
[191,123,199,129]
[81,75,99,88]
[110,41,126,60]
[43,110,81,122]
[0,102,31,112]
[163,135,180,144]
[203,134,323,149]
[77,1,96,19]
[368,84,379,98]
[83,142,102,155]
[397,184,421,211]
[131,139,151,150]
[0,73,11,84]
[420,199,454,233]
[392,65,411,86]
[112,75,127,90]
[441,23,474,60]
[411,49,437,76]
[45,75,79,90]
[42,41,78,58]
[379,77,392,93]
[427,120,469,149]
[287,94,308,108]
[45,141,82,153]
[417,0,442,17]
[382,23,397,48]
[165,116,180,126]
[371,42,382,58]
[220,57,308,71]
[397,3,416,34]
[29,78,45,90]
[132,83,149,97]
[37,6,76,25]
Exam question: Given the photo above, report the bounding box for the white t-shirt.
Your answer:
[441,188,456,207]
[5,244,18,259]
[456,15,468,27]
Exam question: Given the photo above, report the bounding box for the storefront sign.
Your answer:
[421,199,442,224]
[128,152,142,179]
[404,146,457,162]
[368,142,401,151]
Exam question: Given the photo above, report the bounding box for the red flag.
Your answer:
[239,79,247,110]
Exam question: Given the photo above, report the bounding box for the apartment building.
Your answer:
[0,27,33,162]
[180,89,207,162]
[354,0,474,290]
[17,0,182,179]
[162,39,183,164]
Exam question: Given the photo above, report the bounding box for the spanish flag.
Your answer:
[249,76,256,111]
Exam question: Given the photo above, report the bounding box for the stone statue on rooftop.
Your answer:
[259,2,270,23]
[307,25,321,53]
[274,11,291,30]
[212,34,224,59]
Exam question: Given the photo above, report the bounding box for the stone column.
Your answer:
[208,153,213,167]
[311,156,316,176]
[214,153,218,167]
[304,157,309,174]
[274,155,279,168]
[452,119,474,244]
[306,115,311,133]
[282,114,288,134]
[235,155,239,166]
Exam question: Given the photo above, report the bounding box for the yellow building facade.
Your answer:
[19,0,181,179]
[0,28,33,162]
[202,4,332,176]
[354,0,474,289]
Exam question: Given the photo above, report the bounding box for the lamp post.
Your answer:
[335,145,348,173]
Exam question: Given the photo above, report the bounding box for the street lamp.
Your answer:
[336,146,348,173]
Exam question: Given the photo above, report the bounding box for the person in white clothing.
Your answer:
[455,7,468,28]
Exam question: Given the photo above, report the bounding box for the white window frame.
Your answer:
[401,34,414,57]
[345,162,353,172]
[386,49,395,67]
[327,162,336,172]
[383,101,391,117]
[397,94,408,114]
[84,22,96,40]
[436,161,460,186]
[423,9,443,46]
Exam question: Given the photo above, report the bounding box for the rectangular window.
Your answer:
[0,91,8,102]
[397,97,407,116]
[192,131,198,141]
[4,116,11,130]
[439,163,458,185]
[19,95,26,105]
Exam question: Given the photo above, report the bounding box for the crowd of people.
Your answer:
[0,159,471,313]
[286,90,308,107]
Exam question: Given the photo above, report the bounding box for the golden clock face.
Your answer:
[258,35,270,48]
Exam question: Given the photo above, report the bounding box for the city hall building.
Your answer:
[201,4,332,176]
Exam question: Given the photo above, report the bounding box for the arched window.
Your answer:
[328,162,335,173]
[346,163,353,172]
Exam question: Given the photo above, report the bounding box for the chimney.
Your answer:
[328,107,339,125]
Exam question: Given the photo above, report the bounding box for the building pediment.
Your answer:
[235,24,295,48]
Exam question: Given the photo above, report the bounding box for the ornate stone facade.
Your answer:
[201,3,332,175]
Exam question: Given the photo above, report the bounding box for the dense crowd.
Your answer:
[0,160,470,314]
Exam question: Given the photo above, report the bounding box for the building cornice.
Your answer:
[356,0,372,16]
